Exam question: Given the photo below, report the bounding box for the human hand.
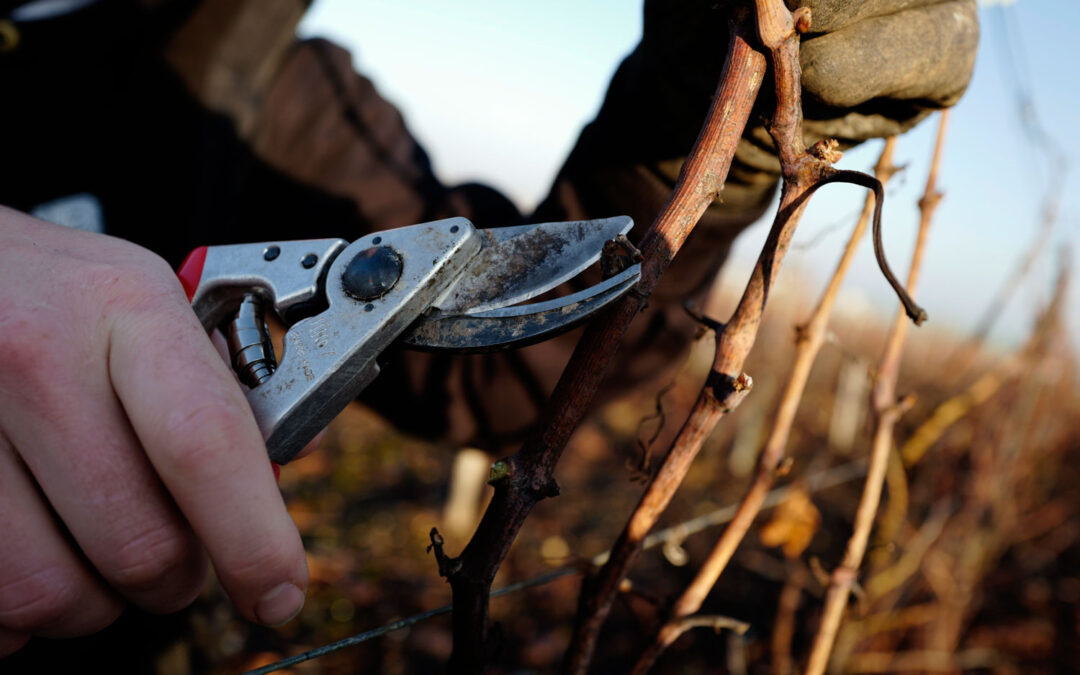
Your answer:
[643,0,978,173]
[0,206,307,656]
[570,0,977,220]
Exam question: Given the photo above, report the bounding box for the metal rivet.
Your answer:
[450,225,460,233]
[364,304,374,312]
[301,254,318,269]
[342,246,403,301]
[372,236,382,245]
[263,245,280,261]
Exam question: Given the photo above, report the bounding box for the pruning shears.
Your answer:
[177,217,641,464]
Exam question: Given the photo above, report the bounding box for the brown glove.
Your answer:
[751,0,979,172]
[539,0,978,224]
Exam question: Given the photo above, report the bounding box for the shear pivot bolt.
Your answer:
[343,246,403,301]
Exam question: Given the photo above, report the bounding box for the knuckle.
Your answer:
[0,310,43,361]
[221,539,300,590]
[93,264,176,317]
[104,521,196,594]
[77,248,181,318]
[141,253,183,289]
[0,566,82,633]
[158,401,250,474]
[0,308,63,402]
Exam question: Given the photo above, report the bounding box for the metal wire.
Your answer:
[242,569,580,675]
[242,461,866,674]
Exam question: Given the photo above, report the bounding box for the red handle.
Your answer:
[177,245,208,302]
[178,245,282,482]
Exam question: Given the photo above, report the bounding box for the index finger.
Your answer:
[107,285,307,627]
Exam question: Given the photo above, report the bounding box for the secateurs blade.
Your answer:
[178,216,641,463]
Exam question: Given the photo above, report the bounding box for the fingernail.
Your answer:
[255,582,305,626]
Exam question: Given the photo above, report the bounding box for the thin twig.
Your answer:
[661,614,751,641]
[566,366,754,673]
[621,1,902,668]
[632,378,678,480]
[613,459,867,566]
[648,137,898,639]
[572,3,909,671]
[428,528,461,578]
[771,563,807,675]
[433,13,769,673]
[804,109,950,675]
[899,367,1014,467]
[864,504,951,601]
[438,0,921,667]
[244,461,867,675]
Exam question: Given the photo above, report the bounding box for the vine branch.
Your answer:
[626,137,899,675]
[804,109,950,675]
[432,13,769,673]
[568,3,915,672]
[431,1,930,670]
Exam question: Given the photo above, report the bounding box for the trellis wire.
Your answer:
[243,461,865,674]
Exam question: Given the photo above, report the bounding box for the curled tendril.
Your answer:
[811,169,928,325]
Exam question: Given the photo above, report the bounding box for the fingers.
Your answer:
[0,435,124,638]
[108,288,307,626]
[0,266,210,615]
[0,333,208,615]
[801,1,978,108]
[0,626,29,658]
[0,212,309,651]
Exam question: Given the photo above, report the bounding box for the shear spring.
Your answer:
[226,294,276,387]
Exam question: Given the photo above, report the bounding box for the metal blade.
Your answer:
[400,264,641,352]
[431,216,633,315]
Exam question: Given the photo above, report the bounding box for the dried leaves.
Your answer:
[760,487,821,559]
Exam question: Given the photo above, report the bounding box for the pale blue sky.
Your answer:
[299,1,1078,351]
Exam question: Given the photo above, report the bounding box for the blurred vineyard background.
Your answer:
[209,5,1080,671]
[179,221,1077,673]
[4,1,1077,673]
[9,165,1077,673]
